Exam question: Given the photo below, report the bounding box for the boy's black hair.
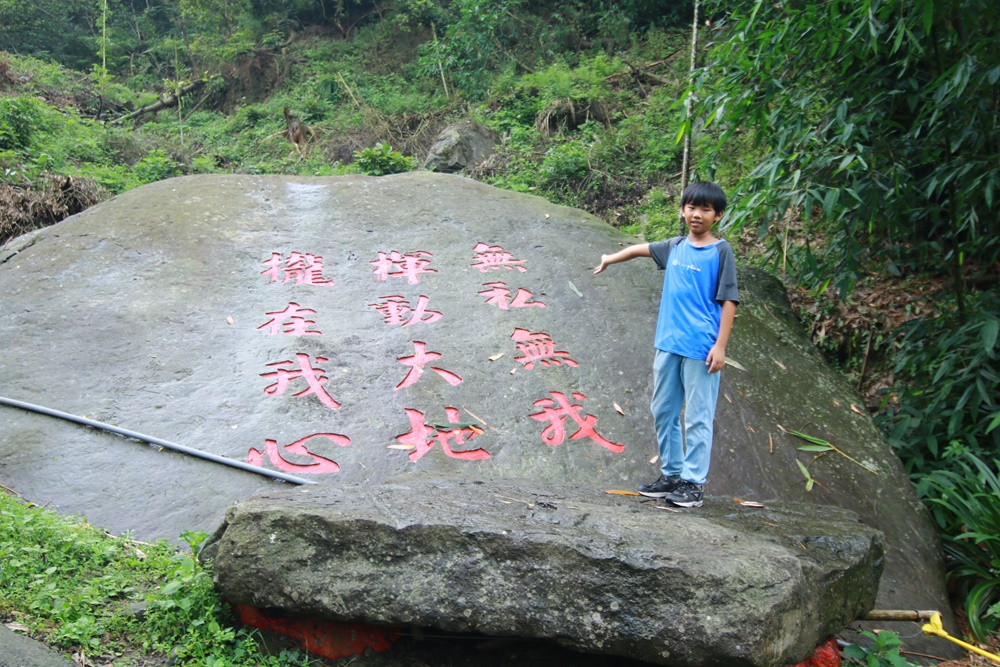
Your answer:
[680,181,727,213]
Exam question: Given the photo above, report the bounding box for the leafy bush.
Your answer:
[916,452,1000,641]
[540,140,590,183]
[354,142,417,176]
[131,148,183,185]
[517,55,623,110]
[0,96,46,150]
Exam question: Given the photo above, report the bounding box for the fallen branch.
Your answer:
[111,78,205,124]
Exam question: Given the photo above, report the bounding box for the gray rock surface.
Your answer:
[206,477,884,667]
[422,122,497,172]
[0,625,74,667]
[0,172,956,656]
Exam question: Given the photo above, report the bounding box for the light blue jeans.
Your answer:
[650,350,721,486]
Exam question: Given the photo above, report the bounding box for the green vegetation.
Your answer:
[0,492,311,665]
[919,453,1000,640]
[0,0,998,653]
[686,0,999,640]
[842,630,919,667]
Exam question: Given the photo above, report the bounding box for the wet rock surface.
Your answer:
[207,477,884,667]
[0,625,75,667]
[0,172,957,657]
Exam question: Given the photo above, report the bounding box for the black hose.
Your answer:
[0,396,314,485]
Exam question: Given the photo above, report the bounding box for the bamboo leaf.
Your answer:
[798,444,833,452]
[724,357,747,371]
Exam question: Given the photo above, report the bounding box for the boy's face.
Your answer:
[680,203,722,236]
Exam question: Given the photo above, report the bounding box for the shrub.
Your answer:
[131,149,183,185]
[354,142,417,176]
[0,494,310,665]
[0,96,46,150]
[877,291,1000,475]
[540,140,590,183]
[916,452,1000,641]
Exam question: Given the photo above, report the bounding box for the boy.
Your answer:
[593,181,739,507]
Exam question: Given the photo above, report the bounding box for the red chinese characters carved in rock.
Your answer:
[511,328,578,370]
[478,282,546,310]
[258,302,322,336]
[395,341,463,392]
[471,242,527,273]
[529,391,624,453]
[261,252,335,286]
[261,353,341,410]
[247,433,351,474]
[371,250,437,284]
[395,407,490,462]
[370,295,443,327]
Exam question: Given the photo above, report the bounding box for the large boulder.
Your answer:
[422,121,498,172]
[207,477,884,667]
[0,172,955,654]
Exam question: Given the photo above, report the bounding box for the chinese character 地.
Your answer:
[395,407,490,462]
[261,353,341,410]
[529,391,624,453]
[247,433,351,474]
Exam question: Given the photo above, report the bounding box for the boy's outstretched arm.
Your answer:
[593,243,651,274]
[706,300,737,373]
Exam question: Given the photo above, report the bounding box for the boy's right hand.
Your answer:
[593,256,610,274]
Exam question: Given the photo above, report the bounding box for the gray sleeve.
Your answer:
[648,237,681,270]
[715,241,740,304]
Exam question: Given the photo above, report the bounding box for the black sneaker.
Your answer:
[663,480,704,508]
[638,474,682,498]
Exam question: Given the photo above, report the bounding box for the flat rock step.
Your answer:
[206,476,884,667]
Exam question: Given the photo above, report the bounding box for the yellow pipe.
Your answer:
[921,613,1000,664]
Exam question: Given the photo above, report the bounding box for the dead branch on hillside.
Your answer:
[111,79,205,124]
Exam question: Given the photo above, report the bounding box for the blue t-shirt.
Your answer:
[648,237,740,360]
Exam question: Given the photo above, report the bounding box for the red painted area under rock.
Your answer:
[789,636,840,667]
[233,604,401,659]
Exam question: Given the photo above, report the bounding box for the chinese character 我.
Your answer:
[529,391,623,453]
[261,353,341,410]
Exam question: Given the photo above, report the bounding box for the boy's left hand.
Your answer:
[706,345,726,373]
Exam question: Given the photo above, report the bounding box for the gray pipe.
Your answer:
[0,396,315,485]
